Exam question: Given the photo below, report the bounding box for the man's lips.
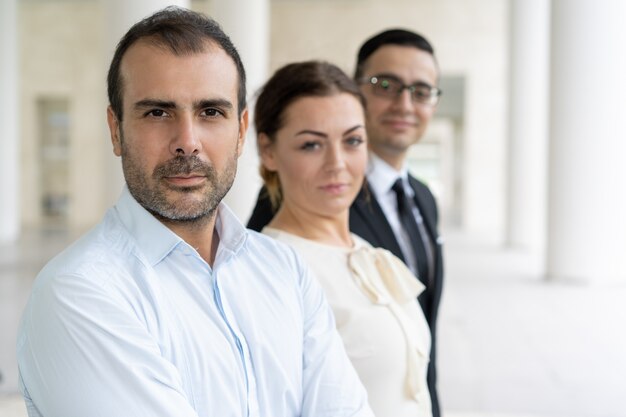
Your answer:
[163,175,206,187]
[381,118,418,130]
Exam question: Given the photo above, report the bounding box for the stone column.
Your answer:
[211,0,270,222]
[506,0,550,259]
[547,0,626,283]
[0,0,19,243]
[102,0,191,208]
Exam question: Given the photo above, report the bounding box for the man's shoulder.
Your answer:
[408,174,438,207]
[408,173,434,194]
[33,211,143,293]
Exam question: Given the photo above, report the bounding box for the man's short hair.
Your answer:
[354,28,436,80]
[107,6,247,121]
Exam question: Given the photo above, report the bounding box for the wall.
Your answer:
[18,0,509,242]
[20,1,105,231]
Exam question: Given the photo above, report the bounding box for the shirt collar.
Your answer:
[114,187,247,267]
[213,201,248,266]
[367,153,410,197]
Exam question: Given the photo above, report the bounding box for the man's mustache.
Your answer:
[153,156,214,178]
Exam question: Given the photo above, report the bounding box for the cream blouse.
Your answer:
[262,228,432,417]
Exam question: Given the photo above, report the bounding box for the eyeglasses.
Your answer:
[361,75,442,105]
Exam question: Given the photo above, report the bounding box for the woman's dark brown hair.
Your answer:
[254,60,365,208]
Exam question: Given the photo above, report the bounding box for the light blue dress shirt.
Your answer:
[17,187,373,417]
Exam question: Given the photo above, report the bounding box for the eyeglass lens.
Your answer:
[371,76,440,104]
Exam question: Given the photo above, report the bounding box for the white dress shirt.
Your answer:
[17,187,372,417]
[366,153,424,276]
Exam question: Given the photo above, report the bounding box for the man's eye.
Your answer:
[202,108,222,117]
[414,87,431,99]
[379,80,392,90]
[147,109,167,117]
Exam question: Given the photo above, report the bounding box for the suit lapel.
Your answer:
[408,176,439,244]
[351,185,405,261]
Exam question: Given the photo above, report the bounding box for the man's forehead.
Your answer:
[118,39,239,109]
[362,44,437,76]
[121,37,220,69]
[119,39,235,86]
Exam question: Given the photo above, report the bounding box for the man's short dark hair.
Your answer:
[354,28,436,80]
[107,6,247,121]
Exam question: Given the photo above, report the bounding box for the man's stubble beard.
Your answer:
[119,130,238,226]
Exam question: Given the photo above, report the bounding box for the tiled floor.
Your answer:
[437,234,626,417]
[1,228,625,417]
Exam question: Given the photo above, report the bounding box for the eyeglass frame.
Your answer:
[359,74,442,105]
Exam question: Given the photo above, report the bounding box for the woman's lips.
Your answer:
[319,183,349,195]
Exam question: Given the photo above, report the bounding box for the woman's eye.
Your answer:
[300,141,320,151]
[346,136,364,147]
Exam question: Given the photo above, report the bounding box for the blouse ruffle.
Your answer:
[348,246,430,402]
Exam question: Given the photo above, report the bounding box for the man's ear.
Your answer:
[236,108,249,157]
[107,106,122,157]
[258,132,277,171]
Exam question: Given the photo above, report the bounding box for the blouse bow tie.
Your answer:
[348,246,429,402]
[348,246,425,305]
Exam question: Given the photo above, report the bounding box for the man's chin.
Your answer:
[372,138,415,155]
[150,203,215,224]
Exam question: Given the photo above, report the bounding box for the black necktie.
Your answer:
[392,178,435,288]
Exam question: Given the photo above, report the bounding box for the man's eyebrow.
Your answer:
[195,99,234,111]
[134,99,177,110]
[370,72,403,81]
[372,73,434,88]
[132,98,235,111]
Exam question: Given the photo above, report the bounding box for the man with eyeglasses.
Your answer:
[247,28,444,417]
[350,29,444,417]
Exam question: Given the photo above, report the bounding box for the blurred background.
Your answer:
[1,0,625,416]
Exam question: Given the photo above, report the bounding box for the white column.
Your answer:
[506,0,550,258]
[547,0,626,283]
[211,0,270,222]
[0,0,19,243]
[102,0,191,208]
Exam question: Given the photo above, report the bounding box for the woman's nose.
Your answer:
[325,144,346,171]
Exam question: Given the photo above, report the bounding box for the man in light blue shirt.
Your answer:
[16,7,372,417]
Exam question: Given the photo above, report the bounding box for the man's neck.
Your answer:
[369,147,407,172]
[369,150,407,175]
[161,215,219,266]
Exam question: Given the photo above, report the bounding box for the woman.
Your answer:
[256,61,432,417]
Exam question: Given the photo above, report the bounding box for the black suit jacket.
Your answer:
[247,177,444,417]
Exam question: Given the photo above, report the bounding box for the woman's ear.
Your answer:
[258,133,278,171]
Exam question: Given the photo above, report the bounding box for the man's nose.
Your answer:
[392,88,415,111]
[170,115,201,156]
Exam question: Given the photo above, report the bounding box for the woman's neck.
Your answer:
[268,203,353,248]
